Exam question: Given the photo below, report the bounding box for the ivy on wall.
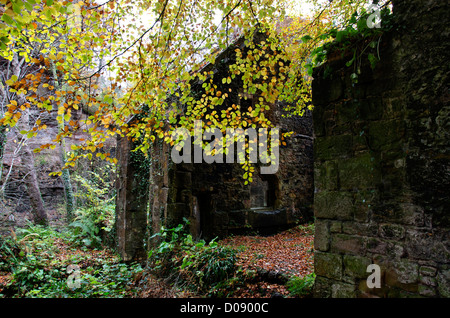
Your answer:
[306,3,394,83]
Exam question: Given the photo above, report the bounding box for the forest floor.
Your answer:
[1,224,314,298]
[136,225,315,298]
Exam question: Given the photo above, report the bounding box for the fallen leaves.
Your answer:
[133,225,314,298]
[219,225,315,298]
[50,238,119,269]
[0,273,12,294]
[135,272,196,298]
[221,226,314,278]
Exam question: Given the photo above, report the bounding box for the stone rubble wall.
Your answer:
[312,0,449,297]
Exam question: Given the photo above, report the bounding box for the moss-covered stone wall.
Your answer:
[115,135,149,261]
[312,0,449,297]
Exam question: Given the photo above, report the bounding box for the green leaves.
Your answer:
[346,51,356,67]
[24,1,34,11]
[305,63,313,76]
[148,219,237,291]
[335,30,346,43]
[368,52,379,69]
[1,222,143,298]
[301,35,312,43]
[287,273,316,297]
[1,14,15,26]
[304,2,392,84]
[5,74,18,86]
[356,16,368,32]
[221,77,231,85]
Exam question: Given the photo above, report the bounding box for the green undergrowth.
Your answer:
[147,218,238,296]
[147,220,316,297]
[1,220,315,298]
[286,273,316,297]
[0,223,142,298]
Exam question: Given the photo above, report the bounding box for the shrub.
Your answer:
[68,203,115,248]
[0,224,65,296]
[69,217,102,248]
[70,169,116,248]
[148,219,237,292]
[297,222,315,235]
[180,239,237,290]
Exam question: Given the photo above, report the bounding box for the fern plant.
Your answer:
[286,273,316,297]
[148,219,237,292]
[69,219,102,248]
[69,169,116,248]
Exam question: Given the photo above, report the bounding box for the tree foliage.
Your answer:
[0,0,392,179]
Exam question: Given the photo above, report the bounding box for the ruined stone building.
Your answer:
[116,0,449,298]
[116,32,315,261]
[147,108,314,243]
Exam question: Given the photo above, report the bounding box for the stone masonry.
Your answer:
[312,0,449,297]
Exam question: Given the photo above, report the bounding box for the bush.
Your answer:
[70,169,116,248]
[69,203,115,248]
[297,223,315,235]
[148,219,237,292]
[0,224,66,296]
[0,235,20,272]
[21,262,143,298]
[180,239,237,290]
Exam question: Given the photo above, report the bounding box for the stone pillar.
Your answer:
[148,139,169,241]
[115,135,149,261]
[148,139,193,244]
[312,0,449,297]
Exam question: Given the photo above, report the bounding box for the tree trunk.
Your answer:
[51,63,75,222]
[20,136,48,226]
[60,139,75,222]
[11,53,48,226]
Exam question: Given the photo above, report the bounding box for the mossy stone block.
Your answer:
[338,152,380,190]
[315,251,343,280]
[314,160,338,191]
[344,255,372,279]
[314,191,354,220]
[314,134,353,161]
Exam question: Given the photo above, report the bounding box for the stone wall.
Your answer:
[189,107,314,239]
[312,0,449,297]
[115,136,148,261]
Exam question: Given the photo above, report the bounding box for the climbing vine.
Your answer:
[304,1,394,82]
